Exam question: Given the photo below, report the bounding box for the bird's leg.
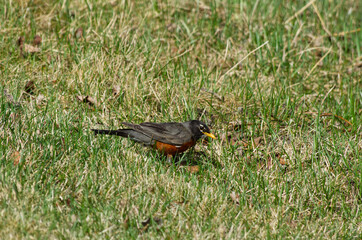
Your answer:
[167,154,173,164]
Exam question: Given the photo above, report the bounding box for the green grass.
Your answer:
[1,0,361,238]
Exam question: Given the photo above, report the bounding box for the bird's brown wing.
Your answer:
[121,122,193,146]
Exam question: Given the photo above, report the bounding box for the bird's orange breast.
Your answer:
[155,140,196,156]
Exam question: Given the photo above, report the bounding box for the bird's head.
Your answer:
[188,120,216,141]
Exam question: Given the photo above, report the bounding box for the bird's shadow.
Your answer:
[148,149,222,169]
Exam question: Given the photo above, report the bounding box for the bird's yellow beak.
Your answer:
[203,132,216,139]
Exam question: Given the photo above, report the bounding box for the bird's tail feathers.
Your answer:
[91,129,131,138]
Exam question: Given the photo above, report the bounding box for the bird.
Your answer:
[91,120,216,158]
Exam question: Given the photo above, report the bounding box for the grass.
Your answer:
[0,0,361,238]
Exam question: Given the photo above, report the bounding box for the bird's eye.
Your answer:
[199,125,205,131]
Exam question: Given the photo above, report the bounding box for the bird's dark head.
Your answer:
[187,120,216,141]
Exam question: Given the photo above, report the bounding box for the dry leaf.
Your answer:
[279,157,287,165]
[71,214,77,222]
[221,132,248,148]
[187,165,200,173]
[61,137,65,151]
[236,147,244,156]
[148,187,155,194]
[11,151,21,165]
[267,156,273,169]
[141,218,151,226]
[17,36,24,47]
[24,44,40,53]
[355,61,362,68]
[36,94,46,104]
[198,2,211,12]
[76,95,97,107]
[201,137,210,145]
[85,96,96,106]
[141,217,162,226]
[218,224,227,236]
[220,132,233,144]
[257,162,264,170]
[4,89,16,103]
[109,1,118,7]
[119,199,128,208]
[69,11,75,18]
[201,87,224,101]
[113,85,121,96]
[312,36,324,48]
[230,121,242,131]
[230,191,240,205]
[140,217,162,231]
[167,23,177,32]
[253,136,263,148]
[74,27,83,39]
[33,35,42,46]
[25,80,35,95]
[123,216,129,230]
[171,200,185,206]
[76,95,86,101]
[171,46,178,54]
[240,138,249,147]
[220,60,231,70]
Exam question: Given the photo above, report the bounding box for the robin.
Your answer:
[91,120,216,158]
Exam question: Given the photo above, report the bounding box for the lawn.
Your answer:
[1,0,361,238]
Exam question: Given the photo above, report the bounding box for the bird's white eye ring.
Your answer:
[199,124,205,130]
